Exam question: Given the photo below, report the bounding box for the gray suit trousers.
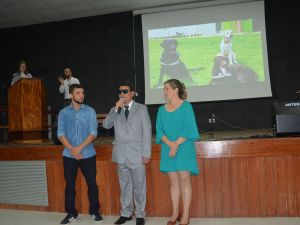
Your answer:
[118,163,146,218]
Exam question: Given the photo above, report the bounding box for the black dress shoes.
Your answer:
[136,218,145,225]
[114,216,132,224]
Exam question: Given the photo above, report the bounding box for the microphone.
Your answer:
[117,97,124,115]
[117,106,122,114]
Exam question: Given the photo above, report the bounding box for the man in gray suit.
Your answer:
[102,82,152,225]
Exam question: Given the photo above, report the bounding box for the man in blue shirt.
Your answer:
[57,84,102,224]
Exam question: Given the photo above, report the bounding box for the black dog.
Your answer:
[230,64,258,83]
[210,56,258,85]
[155,38,194,87]
[210,56,235,85]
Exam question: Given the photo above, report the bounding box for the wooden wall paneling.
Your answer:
[212,158,223,217]
[108,162,121,215]
[264,157,277,216]
[46,160,65,212]
[284,156,297,216]
[221,158,233,217]
[0,138,300,217]
[149,160,171,217]
[230,158,249,216]
[145,163,154,216]
[96,161,113,215]
[203,159,214,217]
[248,157,267,216]
[294,156,300,215]
[274,157,287,216]
[190,159,206,217]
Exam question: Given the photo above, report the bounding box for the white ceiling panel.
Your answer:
[0,0,230,29]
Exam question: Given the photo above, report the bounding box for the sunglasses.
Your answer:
[118,89,130,94]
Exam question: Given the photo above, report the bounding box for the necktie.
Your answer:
[124,106,129,121]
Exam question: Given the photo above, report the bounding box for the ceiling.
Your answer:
[0,0,223,29]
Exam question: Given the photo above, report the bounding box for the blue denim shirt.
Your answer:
[57,104,98,159]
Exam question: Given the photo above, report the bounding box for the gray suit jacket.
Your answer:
[102,101,152,165]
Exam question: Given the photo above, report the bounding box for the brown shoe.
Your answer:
[167,221,176,225]
[179,216,189,225]
[167,212,181,225]
[179,221,189,225]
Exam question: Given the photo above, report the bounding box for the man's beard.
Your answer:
[74,99,83,104]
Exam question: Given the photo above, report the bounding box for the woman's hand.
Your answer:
[168,141,178,157]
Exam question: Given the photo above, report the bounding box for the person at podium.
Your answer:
[10,60,32,86]
[58,67,80,106]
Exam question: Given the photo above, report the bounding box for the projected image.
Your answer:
[148,19,264,88]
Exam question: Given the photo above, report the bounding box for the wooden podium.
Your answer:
[8,78,48,143]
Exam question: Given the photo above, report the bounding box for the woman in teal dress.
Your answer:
[156,79,199,225]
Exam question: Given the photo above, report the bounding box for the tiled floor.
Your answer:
[0,209,299,225]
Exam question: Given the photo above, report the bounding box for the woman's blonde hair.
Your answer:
[164,79,187,100]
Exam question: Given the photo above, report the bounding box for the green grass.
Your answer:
[148,32,265,88]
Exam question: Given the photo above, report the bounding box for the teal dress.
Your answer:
[156,101,200,175]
